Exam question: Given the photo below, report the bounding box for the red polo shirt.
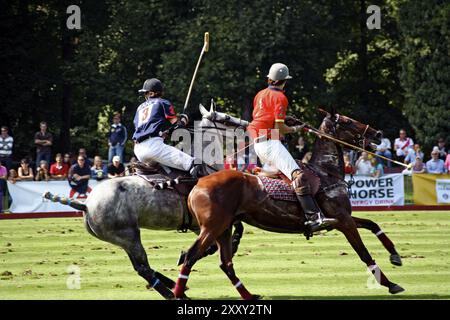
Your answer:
[247,86,288,139]
[50,163,69,176]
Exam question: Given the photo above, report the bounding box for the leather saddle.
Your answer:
[131,161,197,196]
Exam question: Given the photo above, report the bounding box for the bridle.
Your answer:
[330,115,371,150]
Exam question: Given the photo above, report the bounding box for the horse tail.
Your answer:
[42,191,87,212]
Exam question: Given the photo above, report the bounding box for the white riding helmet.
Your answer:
[267,63,293,81]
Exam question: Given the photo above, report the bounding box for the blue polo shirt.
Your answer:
[132,98,176,142]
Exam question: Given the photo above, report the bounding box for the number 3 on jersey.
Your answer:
[138,105,152,127]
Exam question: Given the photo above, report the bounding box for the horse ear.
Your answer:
[210,98,215,113]
[199,103,209,116]
[318,108,331,118]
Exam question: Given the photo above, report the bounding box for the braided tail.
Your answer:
[42,191,87,212]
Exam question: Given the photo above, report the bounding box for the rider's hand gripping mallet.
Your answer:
[183,32,210,112]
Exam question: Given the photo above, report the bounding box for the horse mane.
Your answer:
[309,118,345,180]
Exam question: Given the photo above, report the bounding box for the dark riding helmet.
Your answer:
[138,78,163,94]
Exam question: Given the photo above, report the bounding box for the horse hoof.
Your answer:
[389,283,405,294]
[251,294,262,300]
[390,254,402,266]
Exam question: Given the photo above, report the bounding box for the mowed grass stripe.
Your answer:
[1,211,449,300]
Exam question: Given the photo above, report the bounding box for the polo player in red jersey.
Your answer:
[247,63,336,236]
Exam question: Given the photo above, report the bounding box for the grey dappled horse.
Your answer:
[44,102,248,299]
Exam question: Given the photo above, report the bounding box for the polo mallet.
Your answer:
[183,32,210,112]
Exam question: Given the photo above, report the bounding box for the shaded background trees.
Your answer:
[0,0,448,161]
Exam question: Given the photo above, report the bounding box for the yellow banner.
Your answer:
[412,174,450,205]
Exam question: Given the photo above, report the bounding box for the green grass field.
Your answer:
[1,211,449,300]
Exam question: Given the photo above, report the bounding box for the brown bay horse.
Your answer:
[173,111,405,299]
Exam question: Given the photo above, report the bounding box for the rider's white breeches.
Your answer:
[254,139,300,180]
[134,137,194,171]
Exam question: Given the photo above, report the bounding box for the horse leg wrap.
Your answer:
[233,280,253,300]
[367,261,391,287]
[154,271,176,289]
[148,276,174,299]
[220,263,253,300]
[173,265,191,298]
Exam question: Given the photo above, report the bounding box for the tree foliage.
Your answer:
[0,0,448,161]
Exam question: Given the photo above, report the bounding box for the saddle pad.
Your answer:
[258,176,297,202]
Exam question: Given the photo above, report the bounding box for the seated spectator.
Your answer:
[49,153,69,180]
[224,155,237,170]
[18,158,34,181]
[413,144,424,161]
[107,155,125,179]
[91,156,108,181]
[68,156,92,198]
[394,129,413,164]
[445,154,450,173]
[344,153,355,174]
[403,147,415,165]
[412,156,426,174]
[63,152,75,166]
[375,133,392,168]
[426,149,446,174]
[78,148,93,167]
[370,157,384,178]
[292,136,308,161]
[0,159,7,198]
[35,160,50,181]
[355,152,373,176]
[436,138,447,161]
[8,169,18,183]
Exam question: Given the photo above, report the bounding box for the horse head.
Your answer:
[318,108,382,149]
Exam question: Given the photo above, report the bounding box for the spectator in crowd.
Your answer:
[412,156,426,174]
[8,169,18,183]
[35,160,50,181]
[224,154,237,170]
[18,158,34,181]
[292,136,308,162]
[68,155,92,198]
[370,157,384,178]
[34,121,53,168]
[49,153,69,180]
[375,133,392,167]
[393,129,413,164]
[344,153,355,174]
[63,152,75,166]
[426,149,446,174]
[107,155,125,178]
[108,112,127,164]
[436,138,447,161]
[78,148,93,167]
[91,156,108,181]
[126,156,138,176]
[355,152,373,176]
[0,160,7,207]
[445,153,450,173]
[0,126,13,170]
[404,144,424,165]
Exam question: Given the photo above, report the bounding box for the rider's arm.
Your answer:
[274,121,296,135]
